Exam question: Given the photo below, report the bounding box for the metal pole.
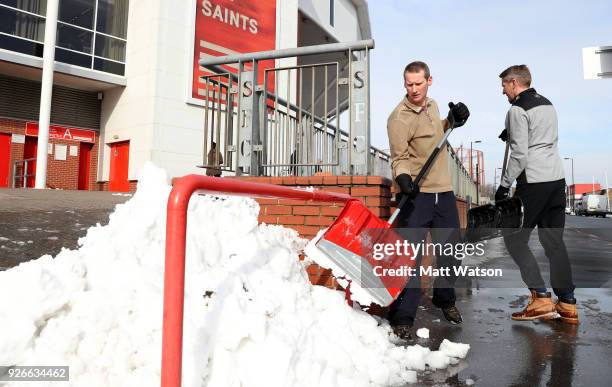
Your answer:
[469,141,473,180]
[569,158,575,210]
[200,39,375,67]
[35,0,59,189]
[564,157,575,210]
[606,171,610,212]
[476,162,479,205]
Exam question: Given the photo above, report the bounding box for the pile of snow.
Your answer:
[0,163,469,387]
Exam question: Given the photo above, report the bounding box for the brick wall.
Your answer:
[95,181,138,193]
[0,118,100,190]
[231,175,393,238]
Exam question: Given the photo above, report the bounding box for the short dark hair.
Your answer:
[499,65,531,87]
[404,61,430,79]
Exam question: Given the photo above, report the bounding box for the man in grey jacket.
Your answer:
[496,65,578,324]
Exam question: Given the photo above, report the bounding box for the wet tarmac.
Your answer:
[1,189,611,386]
[404,287,612,386]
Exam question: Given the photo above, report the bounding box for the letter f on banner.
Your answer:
[354,102,365,123]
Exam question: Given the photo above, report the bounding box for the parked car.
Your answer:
[574,194,608,217]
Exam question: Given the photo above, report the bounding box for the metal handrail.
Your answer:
[160,175,352,387]
[200,65,341,134]
[199,39,375,66]
[12,158,36,188]
[199,65,391,175]
[197,39,380,176]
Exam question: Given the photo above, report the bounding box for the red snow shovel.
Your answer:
[311,104,461,306]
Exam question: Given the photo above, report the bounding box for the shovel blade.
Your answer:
[313,200,415,306]
[466,197,524,242]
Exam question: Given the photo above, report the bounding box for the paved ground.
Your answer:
[404,214,612,386]
[405,287,612,386]
[0,188,131,269]
[1,189,611,386]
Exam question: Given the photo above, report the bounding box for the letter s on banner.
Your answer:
[202,0,212,16]
[354,70,365,89]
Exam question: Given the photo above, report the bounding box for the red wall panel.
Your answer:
[191,0,277,100]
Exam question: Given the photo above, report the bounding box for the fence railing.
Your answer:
[448,146,478,203]
[198,39,381,177]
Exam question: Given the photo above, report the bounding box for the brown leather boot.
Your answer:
[511,291,557,321]
[555,299,579,324]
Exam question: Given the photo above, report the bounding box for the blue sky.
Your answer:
[368,0,612,187]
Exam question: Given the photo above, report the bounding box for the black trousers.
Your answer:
[503,179,575,299]
[387,191,461,326]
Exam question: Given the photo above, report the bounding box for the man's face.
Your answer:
[404,70,432,106]
[501,79,518,103]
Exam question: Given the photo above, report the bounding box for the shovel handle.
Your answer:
[500,140,510,182]
[388,104,458,225]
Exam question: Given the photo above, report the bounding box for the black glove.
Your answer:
[495,185,510,201]
[447,102,470,128]
[498,129,508,142]
[396,173,419,200]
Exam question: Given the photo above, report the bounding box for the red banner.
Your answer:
[25,122,96,143]
[192,0,277,100]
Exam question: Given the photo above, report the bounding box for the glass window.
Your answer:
[96,0,128,39]
[55,47,91,68]
[58,0,94,29]
[56,22,92,53]
[0,0,128,76]
[0,0,47,15]
[94,57,124,75]
[94,33,125,62]
[0,33,44,56]
[0,6,45,41]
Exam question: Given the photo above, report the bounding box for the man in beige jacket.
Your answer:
[386,61,470,340]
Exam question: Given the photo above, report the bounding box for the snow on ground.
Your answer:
[416,328,429,339]
[0,163,469,387]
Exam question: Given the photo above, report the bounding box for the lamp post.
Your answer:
[494,167,502,188]
[469,140,482,181]
[564,157,575,210]
[476,162,480,205]
[470,140,481,204]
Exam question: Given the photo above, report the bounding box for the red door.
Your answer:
[23,136,38,188]
[109,141,130,192]
[0,133,11,187]
[78,142,93,190]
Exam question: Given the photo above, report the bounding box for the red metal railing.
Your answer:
[161,175,352,387]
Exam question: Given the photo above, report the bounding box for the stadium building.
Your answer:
[0,0,370,191]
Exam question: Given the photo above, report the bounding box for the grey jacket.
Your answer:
[501,88,565,187]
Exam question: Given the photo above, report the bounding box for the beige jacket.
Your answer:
[387,96,452,193]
